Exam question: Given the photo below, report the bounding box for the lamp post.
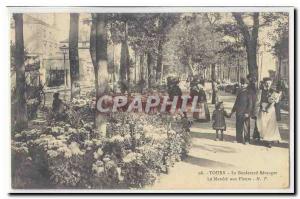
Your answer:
[59,44,68,100]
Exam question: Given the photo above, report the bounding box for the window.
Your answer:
[47,69,65,87]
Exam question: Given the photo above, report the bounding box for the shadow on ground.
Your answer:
[250,139,289,149]
[190,131,236,142]
[183,155,234,168]
[192,143,237,153]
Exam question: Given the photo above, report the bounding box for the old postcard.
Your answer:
[9,7,294,193]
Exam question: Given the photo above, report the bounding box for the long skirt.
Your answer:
[257,103,281,142]
[193,102,210,122]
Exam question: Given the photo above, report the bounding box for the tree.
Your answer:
[167,14,223,84]
[269,13,289,82]
[10,43,29,71]
[232,12,288,81]
[119,21,130,93]
[218,41,245,82]
[127,14,160,88]
[205,13,221,104]
[69,13,80,99]
[108,14,135,93]
[216,21,246,83]
[90,13,109,133]
[232,13,260,79]
[13,13,28,131]
[155,14,180,83]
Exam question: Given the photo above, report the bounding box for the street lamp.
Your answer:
[59,44,68,100]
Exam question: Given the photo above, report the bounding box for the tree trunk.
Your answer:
[246,41,258,78]
[140,54,144,81]
[211,63,217,104]
[156,39,163,83]
[112,43,116,91]
[237,57,241,84]
[90,14,109,134]
[134,51,137,84]
[120,40,130,93]
[120,41,128,82]
[147,52,152,88]
[119,21,130,94]
[233,12,259,80]
[278,55,282,81]
[13,13,28,131]
[90,14,98,97]
[187,55,194,76]
[69,13,80,99]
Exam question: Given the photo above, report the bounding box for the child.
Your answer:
[212,101,231,141]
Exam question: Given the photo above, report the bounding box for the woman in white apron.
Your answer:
[255,78,281,147]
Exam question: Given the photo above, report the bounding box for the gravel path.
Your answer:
[149,92,290,190]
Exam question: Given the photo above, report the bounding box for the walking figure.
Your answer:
[212,101,231,141]
[231,78,253,144]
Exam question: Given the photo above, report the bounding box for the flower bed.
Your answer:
[12,109,191,189]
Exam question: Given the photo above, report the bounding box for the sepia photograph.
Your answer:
[9,7,294,193]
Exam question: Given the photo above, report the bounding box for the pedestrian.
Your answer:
[52,92,67,121]
[212,101,231,141]
[254,78,281,148]
[138,78,146,93]
[231,78,253,144]
[72,81,81,97]
[167,77,183,113]
[275,79,285,121]
[191,82,210,122]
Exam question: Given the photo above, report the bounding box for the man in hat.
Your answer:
[231,77,253,144]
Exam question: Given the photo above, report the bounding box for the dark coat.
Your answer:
[247,83,257,117]
[52,98,64,113]
[212,109,230,130]
[232,88,253,116]
[191,86,210,122]
[190,86,207,103]
[198,89,207,102]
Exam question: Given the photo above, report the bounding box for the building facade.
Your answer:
[10,14,68,88]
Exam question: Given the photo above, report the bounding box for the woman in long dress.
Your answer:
[255,78,281,147]
[191,82,210,122]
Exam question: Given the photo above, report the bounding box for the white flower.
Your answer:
[92,160,105,174]
[103,156,111,163]
[93,148,103,159]
[123,152,142,163]
[64,150,72,158]
[110,135,124,143]
[84,140,93,147]
[135,133,141,140]
[57,146,69,153]
[47,150,59,158]
[69,142,84,156]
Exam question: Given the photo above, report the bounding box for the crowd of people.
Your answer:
[167,75,284,148]
[50,74,284,148]
[228,76,283,148]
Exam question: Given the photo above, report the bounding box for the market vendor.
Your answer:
[52,92,67,121]
[191,81,210,122]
